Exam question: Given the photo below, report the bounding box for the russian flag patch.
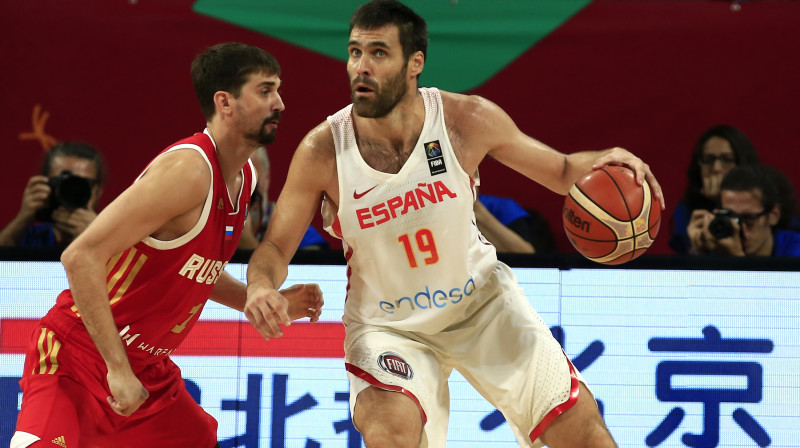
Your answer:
[225,225,234,240]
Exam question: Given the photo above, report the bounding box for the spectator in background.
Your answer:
[687,164,800,256]
[238,146,329,251]
[0,142,104,248]
[669,125,760,254]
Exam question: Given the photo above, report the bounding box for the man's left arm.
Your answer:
[454,94,665,209]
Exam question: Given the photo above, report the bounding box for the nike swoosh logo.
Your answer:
[353,185,378,199]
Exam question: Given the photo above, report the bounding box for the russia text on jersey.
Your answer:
[179,254,229,284]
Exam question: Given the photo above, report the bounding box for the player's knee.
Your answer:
[539,384,618,448]
[361,430,421,448]
[354,391,423,448]
[355,408,423,448]
[583,420,618,448]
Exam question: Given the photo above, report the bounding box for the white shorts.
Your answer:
[344,262,585,447]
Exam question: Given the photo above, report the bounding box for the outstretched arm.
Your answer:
[211,271,323,322]
[246,122,336,340]
[445,92,665,210]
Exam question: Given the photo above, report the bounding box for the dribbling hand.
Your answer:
[592,147,665,210]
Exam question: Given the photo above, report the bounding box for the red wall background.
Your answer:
[2,0,799,255]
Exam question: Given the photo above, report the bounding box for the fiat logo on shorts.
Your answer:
[378,352,413,380]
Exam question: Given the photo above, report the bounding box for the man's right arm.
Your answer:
[246,122,336,339]
[61,149,210,416]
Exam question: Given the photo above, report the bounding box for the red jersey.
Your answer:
[45,129,255,365]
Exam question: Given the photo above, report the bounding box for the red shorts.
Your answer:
[13,321,217,448]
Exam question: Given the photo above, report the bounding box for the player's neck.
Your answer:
[354,92,424,156]
[206,123,256,182]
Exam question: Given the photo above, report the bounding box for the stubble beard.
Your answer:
[352,66,408,119]
[244,113,281,146]
[251,127,276,146]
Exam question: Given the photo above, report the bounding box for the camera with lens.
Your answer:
[35,171,93,221]
[708,209,739,239]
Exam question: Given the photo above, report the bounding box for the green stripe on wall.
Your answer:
[193,0,591,91]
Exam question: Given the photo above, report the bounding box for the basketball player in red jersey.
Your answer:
[246,1,665,447]
[11,42,323,448]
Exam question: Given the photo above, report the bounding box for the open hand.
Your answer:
[244,283,324,340]
[280,283,324,323]
[244,283,291,340]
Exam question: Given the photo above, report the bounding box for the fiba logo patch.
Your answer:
[424,140,446,176]
[378,352,414,380]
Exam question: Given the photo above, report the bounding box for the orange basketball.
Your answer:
[562,166,661,265]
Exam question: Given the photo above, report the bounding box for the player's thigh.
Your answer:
[539,382,616,448]
[115,386,218,447]
[12,375,102,448]
[454,285,579,445]
[345,326,450,446]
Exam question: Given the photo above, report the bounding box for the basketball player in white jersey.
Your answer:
[246,1,664,447]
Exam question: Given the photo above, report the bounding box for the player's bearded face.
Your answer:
[351,64,407,118]
[245,112,281,146]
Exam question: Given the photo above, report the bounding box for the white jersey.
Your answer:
[324,87,497,333]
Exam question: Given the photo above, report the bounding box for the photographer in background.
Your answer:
[669,124,761,254]
[0,142,104,248]
[687,165,800,256]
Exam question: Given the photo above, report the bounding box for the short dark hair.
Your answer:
[721,165,779,216]
[42,141,105,186]
[191,42,281,121]
[722,165,799,230]
[683,124,760,211]
[350,0,428,62]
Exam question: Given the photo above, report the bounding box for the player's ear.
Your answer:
[409,51,424,78]
[214,91,233,116]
